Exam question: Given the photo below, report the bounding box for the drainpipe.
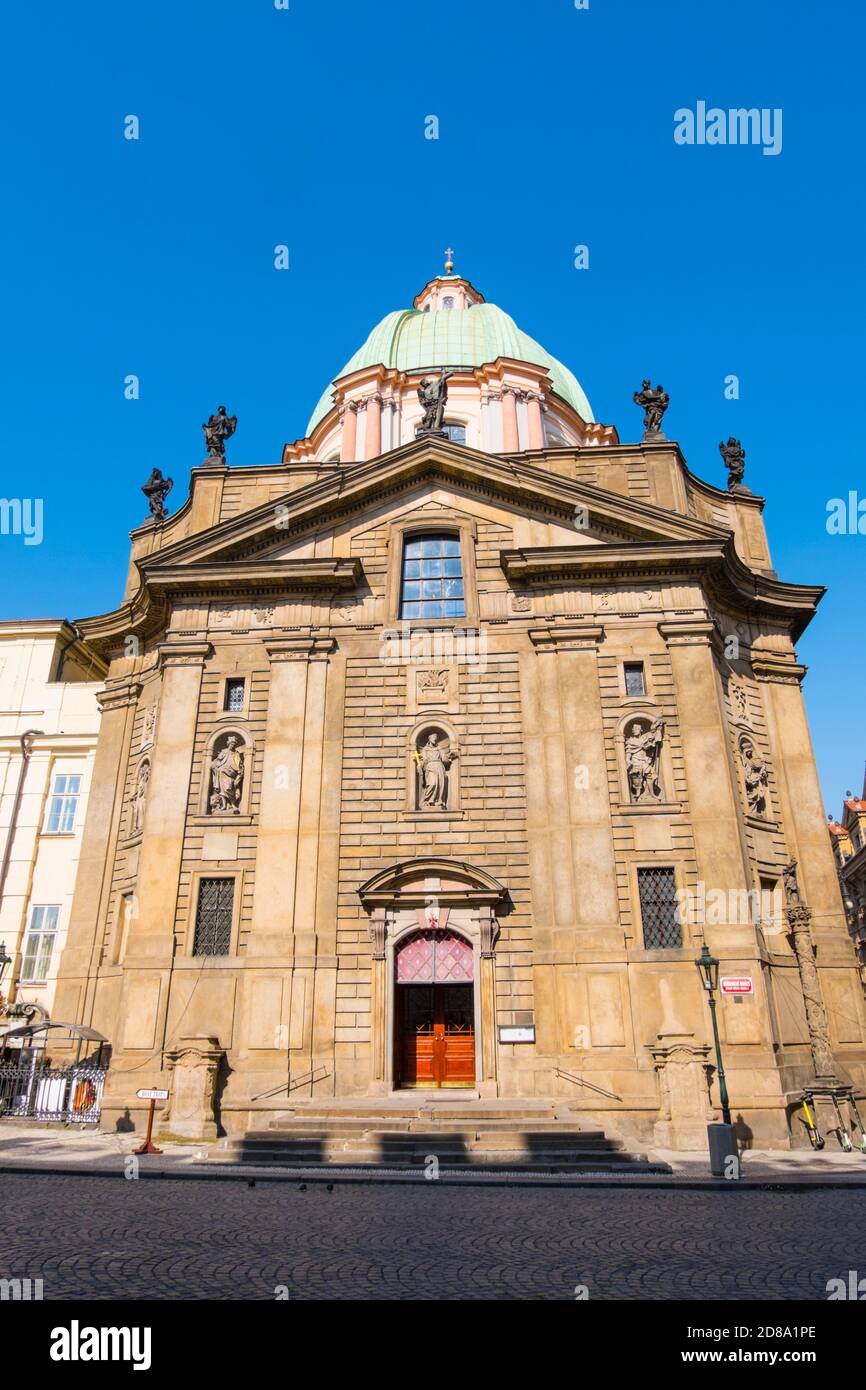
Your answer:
[0,730,44,1006]
[55,623,85,682]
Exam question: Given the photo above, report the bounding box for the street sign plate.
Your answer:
[136,1087,169,1101]
[720,976,753,995]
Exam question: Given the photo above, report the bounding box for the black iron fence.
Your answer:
[0,1056,107,1124]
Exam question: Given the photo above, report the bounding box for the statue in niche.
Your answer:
[739,735,769,817]
[633,380,669,438]
[209,735,245,814]
[132,760,150,834]
[415,731,456,810]
[625,717,665,803]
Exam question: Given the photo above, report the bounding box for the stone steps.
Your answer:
[215,1098,668,1173]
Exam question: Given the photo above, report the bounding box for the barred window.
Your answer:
[22,905,60,983]
[193,878,234,956]
[637,868,682,949]
[224,678,245,712]
[400,535,465,620]
[624,662,646,697]
[45,774,82,834]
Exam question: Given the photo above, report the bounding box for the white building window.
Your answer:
[44,774,82,834]
[21,905,60,983]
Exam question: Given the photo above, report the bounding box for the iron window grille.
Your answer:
[45,774,82,834]
[192,878,234,956]
[624,662,647,697]
[400,534,465,620]
[637,867,682,949]
[224,678,245,712]
[21,905,60,983]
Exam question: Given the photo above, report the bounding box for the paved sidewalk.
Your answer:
[2,1121,866,1186]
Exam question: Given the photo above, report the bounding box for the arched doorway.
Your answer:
[358,856,507,1096]
[394,930,474,1088]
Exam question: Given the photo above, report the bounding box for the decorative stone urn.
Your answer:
[160,1035,224,1141]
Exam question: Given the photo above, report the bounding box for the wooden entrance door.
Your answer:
[397,984,475,1088]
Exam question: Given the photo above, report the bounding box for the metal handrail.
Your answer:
[555,1067,622,1102]
[250,1065,330,1103]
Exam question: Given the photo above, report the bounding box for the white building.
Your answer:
[0,621,104,1024]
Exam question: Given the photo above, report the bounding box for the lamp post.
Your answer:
[0,940,10,997]
[697,945,731,1125]
[697,944,738,1176]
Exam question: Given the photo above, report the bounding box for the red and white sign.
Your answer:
[136,1087,169,1101]
[720,976,753,995]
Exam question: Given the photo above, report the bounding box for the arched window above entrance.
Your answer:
[395,930,473,983]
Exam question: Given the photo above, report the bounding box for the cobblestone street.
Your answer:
[2,1172,865,1301]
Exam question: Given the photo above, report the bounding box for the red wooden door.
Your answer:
[398,985,475,1088]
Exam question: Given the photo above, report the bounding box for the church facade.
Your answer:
[52,268,866,1149]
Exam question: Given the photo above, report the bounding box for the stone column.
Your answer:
[340,402,358,463]
[364,394,382,459]
[526,392,545,449]
[51,675,141,1031]
[501,386,519,452]
[786,900,837,1082]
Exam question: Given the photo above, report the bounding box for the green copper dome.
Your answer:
[306,299,594,434]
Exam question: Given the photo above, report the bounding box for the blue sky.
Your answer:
[0,0,863,811]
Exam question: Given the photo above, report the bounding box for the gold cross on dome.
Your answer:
[444,246,454,273]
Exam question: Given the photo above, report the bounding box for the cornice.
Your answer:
[144,557,363,596]
[96,678,143,713]
[501,537,824,641]
[157,640,213,670]
[750,647,808,686]
[265,636,337,663]
[529,623,605,651]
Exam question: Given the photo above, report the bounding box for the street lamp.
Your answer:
[0,940,11,1019]
[696,944,740,1178]
[697,945,731,1125]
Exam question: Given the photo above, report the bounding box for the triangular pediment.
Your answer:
[76,437,822,653]
[140,436,730,577]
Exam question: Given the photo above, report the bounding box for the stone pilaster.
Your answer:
[248,635,339,1094]
[753,647,848,931]
[522,623,616,1056]
[52,675,141,1032]
[132,641,211,956]
[658,620,751,909]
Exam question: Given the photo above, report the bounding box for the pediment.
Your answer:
[139,436,729,577]
[78,437,820,653]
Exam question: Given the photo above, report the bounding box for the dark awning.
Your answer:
[0,1022,108,1042]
